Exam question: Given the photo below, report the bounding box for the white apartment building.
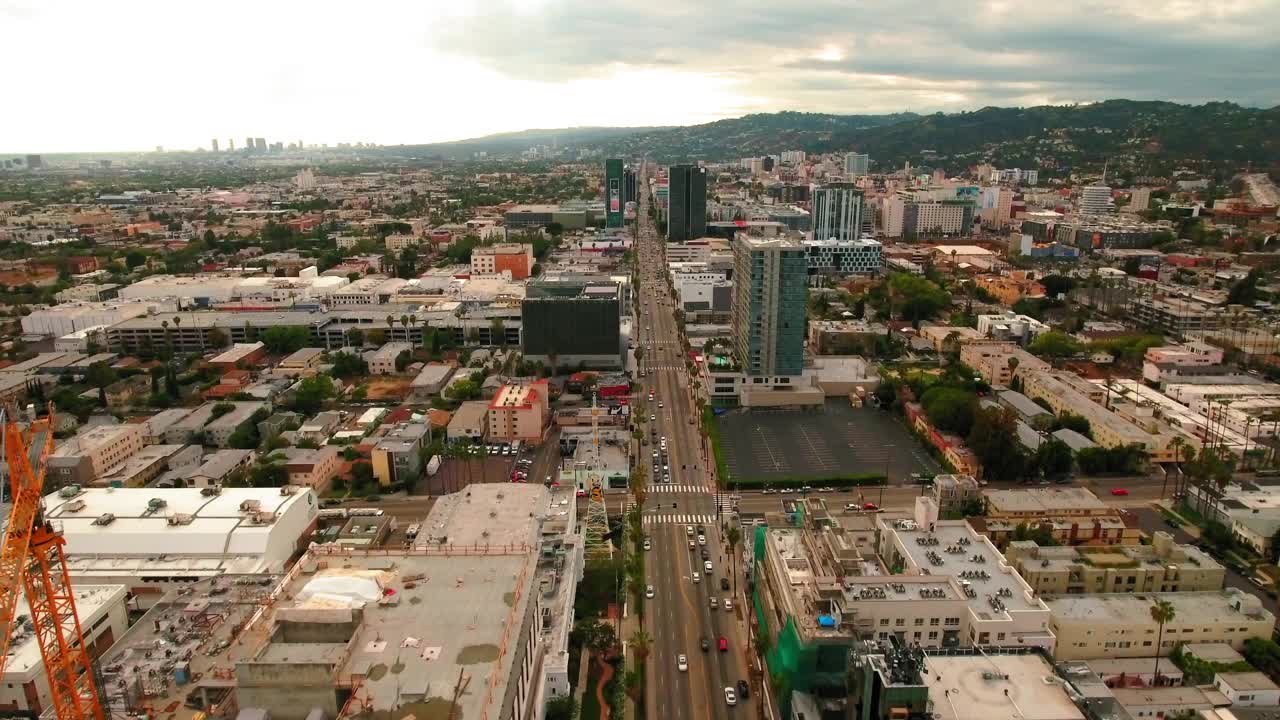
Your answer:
[385,233,423,252]
[804,237,882,276]
[368,341,413,375]
[1079,185,1114,216]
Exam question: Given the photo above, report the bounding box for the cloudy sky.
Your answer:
[4,0,1277,153]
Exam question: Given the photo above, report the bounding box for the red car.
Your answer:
[576,489,587,498]
[718,637,728,652]
[863,502,879,511]
[1110,488,1129,496]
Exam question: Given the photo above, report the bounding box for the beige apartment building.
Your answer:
[48,424,145,486]
[278,447,341,494]
[471,243,534,280]
[959,340,1047,386]
[1004,532,1225,596]
[368,342,413,375]
[1047,589,1274,660]
[487,381,550,444]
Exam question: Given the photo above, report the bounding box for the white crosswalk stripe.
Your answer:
[648,484,710,494]
[642,513,715,525]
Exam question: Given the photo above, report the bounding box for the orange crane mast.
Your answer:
[0,409,104,720]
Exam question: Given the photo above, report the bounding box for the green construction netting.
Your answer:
[752,524,850,719]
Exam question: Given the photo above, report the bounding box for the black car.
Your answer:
[737,680,749,699]
[700,637,710,652]
[720,577,730,591]
[701,549,710,561]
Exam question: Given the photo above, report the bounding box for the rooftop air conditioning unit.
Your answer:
[59,485,83,499]
[93,513,116,526]
[240,499,262,513]
[168,513,194,526]
[201,484,223,497]
[148,498,168,511]
[65,499,86,513]
[279,485,297,496]
[253,511,277,524]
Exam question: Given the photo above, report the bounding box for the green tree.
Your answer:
[1028,331,1082,358]
[1033,438,1074,479]
[1055,412,1092,437]
[967,407,1026,482]
[85,360,118,406]
[125,250,147,268]
[331,352,369,378]
[1151,600,1176,681]
[350,460,375,488]
[292,375,336,415]
[920,386,977,435]
[545,696,578,720]
[249,460,288,487]
[260,326,311,354]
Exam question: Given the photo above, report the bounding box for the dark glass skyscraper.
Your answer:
[667,164,707,242]
[605,158,624,228]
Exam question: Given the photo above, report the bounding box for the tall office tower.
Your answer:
[25,155,42,169]
[604,158,624,228]
[255,138,267,151]
[731,236,808,376]
[211,138,219,152]
[667,164,707,242]
[762,156,775,172]
[1079,185,1114,216]
[229,138,235,151]
[812,183,865,241]
[623,167,637,204]
[844,152,870,177]
[245,137,254,152]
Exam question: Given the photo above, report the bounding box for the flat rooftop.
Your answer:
[924,653,1084,720]
[42,486,314,558]
[255,547,535,720]
[9,585,126,678]
[985,487,1108,514]
[887,520,1044,615]
[417,483,549,548]
[1045,589,1274,624]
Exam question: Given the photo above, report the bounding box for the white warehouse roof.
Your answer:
[42,486,318,564]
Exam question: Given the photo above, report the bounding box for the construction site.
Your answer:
[93,482,582,720]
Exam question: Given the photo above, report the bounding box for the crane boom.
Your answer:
[0,409,104,720]
[0,413,52,672]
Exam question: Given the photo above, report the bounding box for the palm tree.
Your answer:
[408,314,418,344]
[629,628,653,663]
[400,315,409,340]
[726,524,742,597]
[546,349,559,378]
[160,320,172,359]
[385,314,395,342]
[1150,600,1176,684]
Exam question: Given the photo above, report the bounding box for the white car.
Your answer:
[724,598,733,611]
[677,654,688,672]
[643,539,652,551]
[692,572,701,584]
[645,585,655,599]
[710,597,718,608]
[724,688,737,706]
[650,414,657,421]
[704,560,713,573]
[658,402,664,409]
[698,534,706,546]
[686,525,694,537]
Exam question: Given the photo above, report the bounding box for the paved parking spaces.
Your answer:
[717,400,944,483]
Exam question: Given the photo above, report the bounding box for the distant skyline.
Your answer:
[3,0,1277,154]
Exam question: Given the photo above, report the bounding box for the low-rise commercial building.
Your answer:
[1047,589,1274,660]
[275,446,341,493]
[41,485,317,607]
[448,400,489,442]
[1004,531,1224,596]
[472,243,535,279]
[209,341,267,370]
[371,423,431,487]
[0,585,129,717]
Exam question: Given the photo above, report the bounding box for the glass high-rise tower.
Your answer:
[667,164,707,242]
[604,158,624,228]
[731,236,808,376]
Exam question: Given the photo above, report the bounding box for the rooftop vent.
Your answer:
[65,499,86,513]
[240,499,262,513]
[200,484,223,497]
[58,485,83,499]
[279,485,297,496]
[93,513,116,526]
[167,513,194,526]
[147,498,168,511]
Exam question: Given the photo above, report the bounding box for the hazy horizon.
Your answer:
[4,0,1277,154]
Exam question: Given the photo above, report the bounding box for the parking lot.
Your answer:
[413,430,562,495]
[716,400,943,484]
